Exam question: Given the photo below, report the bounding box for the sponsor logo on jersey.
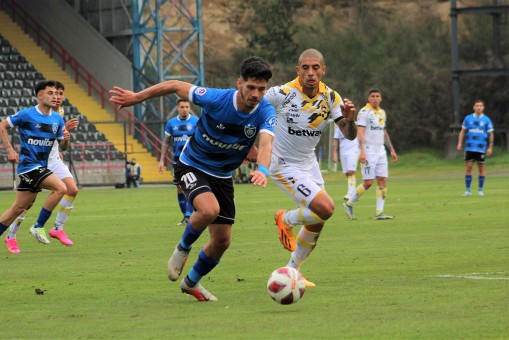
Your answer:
[244,124,257,138]
[282,92,296,107]
[195,87,207,96]
[468,128,485,134]
[202,133,248,151]
[288,126,321,137]
[27,138,54,146]
[35,124,41,129]
[216,123,226,130]
[174,136,190,142]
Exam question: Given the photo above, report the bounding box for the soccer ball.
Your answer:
[267,267,305,305]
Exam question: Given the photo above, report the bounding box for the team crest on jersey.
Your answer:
[195,87,207,96]
[52,123,58,134]
[244,124,257,138]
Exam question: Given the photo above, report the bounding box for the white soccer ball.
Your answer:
[267,267,306,305]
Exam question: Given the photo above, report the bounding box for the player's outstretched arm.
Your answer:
[250,132,273,188]
[109,81,194,108]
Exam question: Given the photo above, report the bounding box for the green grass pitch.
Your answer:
[1,152,508,338]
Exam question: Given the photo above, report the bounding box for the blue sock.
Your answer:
[34,208,52,228]
[179,222,203,250]
[177,193,187,215]
[478,176,485,191]
[465,175,472,191]
[187,250,220,284]
[0,223,7,236]
[185,199,193,218]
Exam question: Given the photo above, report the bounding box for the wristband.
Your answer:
[257,165,269,176]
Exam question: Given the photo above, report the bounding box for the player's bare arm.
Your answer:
[487,131,494,156]
[59,128,71,151]
[384,130,398,163]
[109,80,193,108]
[65,118,79,131]
[159,135,172,173]
[245,145,258,162]
[250,132,273,188]
[357,126,366,164]
[332,138,339,163]
[338,98,357,140]
[456,128,465,151]
[0,120,18,163]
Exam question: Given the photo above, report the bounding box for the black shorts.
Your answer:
[17,167,53,193]
[464,151,486,163]
[174,163,235,225]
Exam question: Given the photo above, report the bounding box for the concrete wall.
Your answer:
[15,0,132,92]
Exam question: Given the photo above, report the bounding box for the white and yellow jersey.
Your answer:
[48,106,65,166]
[357,103,386,154]
[265,78,344,166]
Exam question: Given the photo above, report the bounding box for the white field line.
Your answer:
[434,272,509,281]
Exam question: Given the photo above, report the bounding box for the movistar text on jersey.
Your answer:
[202,133,248,150]
[288,126,322,137]
[27,138,54,146]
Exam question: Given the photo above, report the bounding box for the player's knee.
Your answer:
[212,235,230,252]
[66,185,79,197]
[54,183,67,198]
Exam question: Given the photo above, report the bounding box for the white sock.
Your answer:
[287,226,321,269]
[54,195,75,231]
[285,207,324,226]
[347,175,356,197]
[8,210,27,239]
[376,186,386,215]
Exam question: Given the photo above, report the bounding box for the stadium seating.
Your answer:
[0,34,126,172]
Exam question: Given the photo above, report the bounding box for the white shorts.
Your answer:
[360,152,388,180]
[269,155,325,208]
[340,151,359,174]
[49,159,73,180]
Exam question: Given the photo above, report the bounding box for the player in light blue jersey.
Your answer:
[457,99,494,196]
[159,98,199,225]
[0,80,69,250]
[110,56,275,301]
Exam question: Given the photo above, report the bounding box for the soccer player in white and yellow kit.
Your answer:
[6,81,80,252]
[265,49,357,286]
[343,88,397,220]
[332,125,359,201]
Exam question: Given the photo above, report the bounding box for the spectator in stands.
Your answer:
[0,80,68,254]
[126,157,141,188]
[6,81,80,251]
[159,98,199,225]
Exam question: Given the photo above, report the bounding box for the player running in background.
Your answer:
[343,88,398,220]
[0,80,69,252]
[5,81,79,253]
[332,125,359,201]
[159,98,199,225]
[265,49,357,287]
[456,99,494,197]
[110,56,275,302]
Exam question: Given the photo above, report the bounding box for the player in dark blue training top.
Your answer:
[110,56,275,302]
[456,99,494,196]
[159,98,199,225]
[0,80,69,244]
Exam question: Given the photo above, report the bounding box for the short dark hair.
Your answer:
[239,56,272,81]
[368,88,382,96]
[34,80,58,96]
[176,98,189,105]
[55,81,65,90]
[474,99,484,105]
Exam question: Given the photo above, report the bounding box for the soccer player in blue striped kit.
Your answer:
[110,56,275,301]
[456,99,494,196]
[159,98,199,225]
[0,80,69,250]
